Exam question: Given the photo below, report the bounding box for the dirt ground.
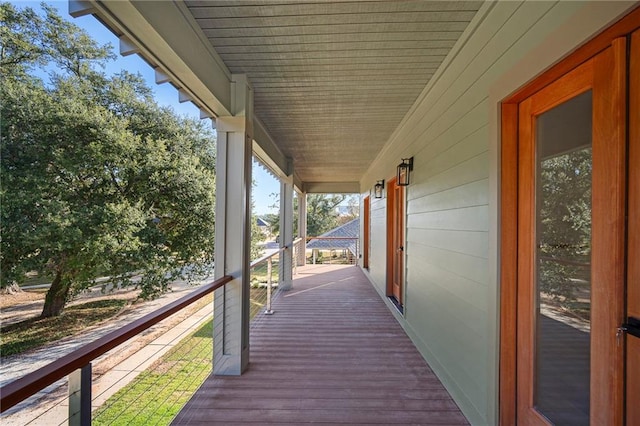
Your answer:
[0,285,211,425]
[0,286,147,326]
[0,291,45,309]
[1,285,210,373]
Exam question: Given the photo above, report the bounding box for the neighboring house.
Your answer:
[307,218,359,264]
[255,217,270,236]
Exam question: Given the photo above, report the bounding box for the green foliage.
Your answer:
[0,3,216,316]
[306,194,347,236]
[250,182,265,260]
[251,214,265,260]
[263,212,280,236]
[538,148,591,310]
[264,193,355,238]
[0,2,114,79]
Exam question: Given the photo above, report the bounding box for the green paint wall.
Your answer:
[361,2,637,424]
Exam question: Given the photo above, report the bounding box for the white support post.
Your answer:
[298,192,307,266]
[68,364,91,426]
[213,75,253,375]
[279,179,294,290]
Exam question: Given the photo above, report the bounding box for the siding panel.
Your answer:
[407,205,489,232]
[405,283,488,417]
[410,151,490,200]
[406,228,489,261]
[408,241,489,287]
[407,251,487,311]
[368,197,387,294]
[408,179,489,214]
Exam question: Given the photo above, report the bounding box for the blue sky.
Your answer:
[13,0,280,215]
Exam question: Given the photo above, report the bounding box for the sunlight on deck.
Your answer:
[173,265,468,425]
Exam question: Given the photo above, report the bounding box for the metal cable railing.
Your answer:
[90,299,215,426]
[249,246,286,317]
[90,250,289,426]
[1,243,302,425]
[0,275,232,424]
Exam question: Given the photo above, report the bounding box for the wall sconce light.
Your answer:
[374,180,385,198]
[397,157,414,186]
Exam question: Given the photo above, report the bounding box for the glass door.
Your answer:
[516,38,627,425]
[627,28,640,426]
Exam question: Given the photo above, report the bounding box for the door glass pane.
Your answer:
[535,90,592,425]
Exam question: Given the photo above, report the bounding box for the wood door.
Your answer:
[516,38,627,425]
[627,28,640,426]
[387,178,404,306]
[363,195,370,269]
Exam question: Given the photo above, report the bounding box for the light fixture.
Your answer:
[374,180,385,198]
[397,157,414,186]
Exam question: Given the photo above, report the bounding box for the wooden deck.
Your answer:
[172,264,468,425]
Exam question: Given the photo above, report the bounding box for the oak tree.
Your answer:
[1,3,216,317]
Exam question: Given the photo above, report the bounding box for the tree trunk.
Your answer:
[41,271,70,318]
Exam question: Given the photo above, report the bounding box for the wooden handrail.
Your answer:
[0,275,233,413]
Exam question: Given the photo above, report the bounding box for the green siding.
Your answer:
[361,1,635,424]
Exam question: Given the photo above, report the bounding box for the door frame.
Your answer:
[499,7,640,425]
[627,28,640,426]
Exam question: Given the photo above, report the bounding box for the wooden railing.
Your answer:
[0,275,233,419]
[1,243,304,422]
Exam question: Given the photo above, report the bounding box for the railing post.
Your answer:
[293,244,298,276]
[265,257,274,315]
[355,238,359,266]
[69,363,91,426]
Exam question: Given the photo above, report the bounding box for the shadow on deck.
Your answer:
[172,264,468,425]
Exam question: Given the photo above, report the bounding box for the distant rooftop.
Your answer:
[307,218,359,255]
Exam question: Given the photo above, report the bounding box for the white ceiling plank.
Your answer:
[108,0,483,186]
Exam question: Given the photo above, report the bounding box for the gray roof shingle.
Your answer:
[307,218,359,255]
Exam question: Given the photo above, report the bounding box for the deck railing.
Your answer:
[306,236,359,265]
[0,243,300,425]
[293,237,305,269]
[248,241,300,316]
[249,246,284,316]
[0,275,232,425]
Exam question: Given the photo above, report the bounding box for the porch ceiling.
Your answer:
[183,1,483,185]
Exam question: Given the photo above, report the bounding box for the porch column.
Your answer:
[297,192,307,266]
[279,179,294,290]
[213,75,253,375]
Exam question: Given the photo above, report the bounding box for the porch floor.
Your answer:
[172,264,468,425]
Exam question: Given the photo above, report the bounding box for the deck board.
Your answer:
[172,265,469,425]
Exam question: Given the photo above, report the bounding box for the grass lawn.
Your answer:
[92,317,214,426]
[250,259,279,285]
[0,299,128,358]
[92,287,270,425]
